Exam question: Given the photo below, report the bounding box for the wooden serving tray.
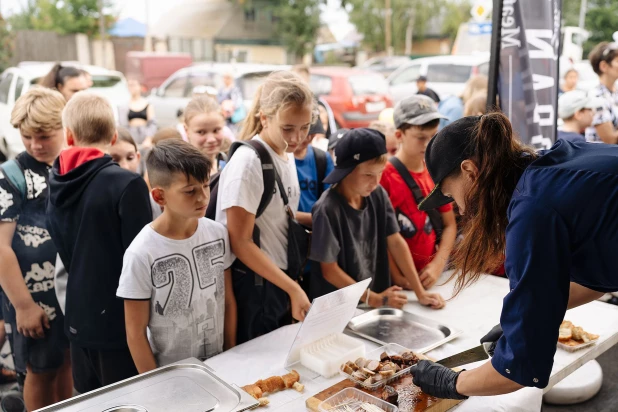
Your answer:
[305,354,461,412]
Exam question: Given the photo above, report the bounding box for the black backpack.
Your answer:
[388,157,444,243]
[314,147,328,199]
[206,140,276,221]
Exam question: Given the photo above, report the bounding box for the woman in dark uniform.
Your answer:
[411,112,618,399]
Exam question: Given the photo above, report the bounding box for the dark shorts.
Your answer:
[70,343,138,394]
[2,294,69,374]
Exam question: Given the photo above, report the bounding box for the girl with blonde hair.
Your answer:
[215,71,315,343]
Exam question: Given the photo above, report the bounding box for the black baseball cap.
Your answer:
[328,128,350,150]
[323,128,386,185]
[418,116,480,211]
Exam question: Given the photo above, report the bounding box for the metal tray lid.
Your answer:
[35,358,259,412]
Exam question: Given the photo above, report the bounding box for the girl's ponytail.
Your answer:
[38,63,83,90]
[238,83,265,141]
[451,111,538,295]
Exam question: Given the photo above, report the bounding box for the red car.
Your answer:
[310,67,393,129]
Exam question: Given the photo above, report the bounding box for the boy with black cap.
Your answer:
[381,95,458,290]
[309,128,445,309]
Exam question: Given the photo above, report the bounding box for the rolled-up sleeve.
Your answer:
[492,197,571,388]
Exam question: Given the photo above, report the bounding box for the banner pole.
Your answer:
[487,0,504,111]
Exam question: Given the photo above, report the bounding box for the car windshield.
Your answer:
[349,74,389,95]
[427,64,473,83]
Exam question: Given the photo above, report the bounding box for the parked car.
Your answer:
[0,62,130,159]
[309,67,393,129]
[149,63,291,128]
[387,54,490,104]
[125,52,193,91]
[358,55,411,77]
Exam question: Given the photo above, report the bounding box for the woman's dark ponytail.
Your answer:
[38,63,83,90]
[450,112,538,295]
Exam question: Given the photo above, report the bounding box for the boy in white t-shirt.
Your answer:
[117,140,236,373]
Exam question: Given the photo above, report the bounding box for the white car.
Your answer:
[387,54,490,104]
[0,62,130,159]
[149,63,291,128]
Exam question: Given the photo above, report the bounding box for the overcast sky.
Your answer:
[1,0,354,40]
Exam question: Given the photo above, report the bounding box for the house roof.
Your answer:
[109,18,147,38]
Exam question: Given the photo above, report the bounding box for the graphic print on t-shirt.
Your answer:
[17,224,52,248]
[151,240,225,317]
[24,261,54,293]
[0,186,13,215]
[396,208,417,238]
[24,169,47,199]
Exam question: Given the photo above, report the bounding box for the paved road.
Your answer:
[543,344,618,412]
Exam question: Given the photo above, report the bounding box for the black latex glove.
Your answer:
[410,360,468,400]
[480,324,503,356]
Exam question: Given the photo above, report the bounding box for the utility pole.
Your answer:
[578,0,587,31]
[145,0,152,51]
[98,0,106,68]
[385,0,393,56]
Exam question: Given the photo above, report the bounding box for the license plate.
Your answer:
[365,101,386,113]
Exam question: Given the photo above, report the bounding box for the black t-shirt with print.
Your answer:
[309,186,400,298]
[0,152,61,321]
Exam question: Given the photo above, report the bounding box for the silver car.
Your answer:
[149,63,292,128]
[387,54,490,104]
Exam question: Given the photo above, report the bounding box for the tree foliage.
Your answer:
[0,15,14,72]
[8,0,115,37]
[344,0,464,54]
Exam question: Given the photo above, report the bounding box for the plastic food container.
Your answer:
[557,339,598,352]
[318,387,398,412]
[300,333,365,378]
[340,343,416,390]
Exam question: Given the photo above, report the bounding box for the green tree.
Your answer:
[583,0,618,56]
[231,0,322,61]
[345,0,451,54]
[0,15,14,72]
[8,0,115,37]
[442,0,472,42]
[272,0,322,61]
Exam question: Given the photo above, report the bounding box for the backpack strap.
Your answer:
[0,158,26,201]
[228,140,276,219]
[314,147,328,199]
[388,157,444,242]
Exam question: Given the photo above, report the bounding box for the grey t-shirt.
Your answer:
[309,186,400,298]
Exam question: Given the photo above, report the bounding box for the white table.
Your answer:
[206,271,618,411]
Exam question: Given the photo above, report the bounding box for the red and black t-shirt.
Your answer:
[380,162,452,272]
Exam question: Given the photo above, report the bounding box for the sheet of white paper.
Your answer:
[284,278,371,368]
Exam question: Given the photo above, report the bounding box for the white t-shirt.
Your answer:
[116,218,234,367]
[215,136,300,270]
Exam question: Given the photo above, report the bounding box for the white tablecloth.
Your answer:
[206,271,618,411]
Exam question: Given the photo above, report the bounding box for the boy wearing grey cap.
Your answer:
[380,95,457,290]
[558,90,603,143]
[309,128,444,309]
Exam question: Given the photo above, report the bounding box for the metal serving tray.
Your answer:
[346,308,463,354]
[35,358,259,412]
